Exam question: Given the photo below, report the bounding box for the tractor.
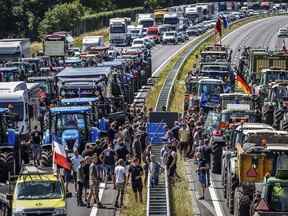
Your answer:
[41,106,99,166]
[0,108,20,182]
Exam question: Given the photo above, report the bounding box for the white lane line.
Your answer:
[90,182,106,216]
[208,180,224,216]
[152,37,198,77]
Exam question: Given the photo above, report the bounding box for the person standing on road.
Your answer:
[71,149,83,192]
[113,159,126,208]
[87,156,103,208]
[178,124,190,158]
[196,151,209,200]
[116,138,129,162]
[127,158,144,203]
[149,155,161,188]
[77,159,86,206]
[31,125,42,166]
[101,144,116,184]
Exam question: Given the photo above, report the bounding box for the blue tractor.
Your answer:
[0,108,20,182]
[41,106,99,166]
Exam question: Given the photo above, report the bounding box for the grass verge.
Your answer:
[170,156,193,216]
[31,27,109,55]
[120,181,147,216]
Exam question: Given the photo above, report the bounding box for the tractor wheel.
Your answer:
[0,152,7,182]
[41,150,52,167]
[223,167,227,198]
[6,152,15,175]
[227,174,234,214]
[234,187,251,216]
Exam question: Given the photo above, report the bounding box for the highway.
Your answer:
[189,15,288,216]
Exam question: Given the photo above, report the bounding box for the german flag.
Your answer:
[235,73,252,95]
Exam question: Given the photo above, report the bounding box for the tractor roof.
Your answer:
[56,67,111,78]
[61,97,98,104]
[235,123,274,131]
[50,106,91,114]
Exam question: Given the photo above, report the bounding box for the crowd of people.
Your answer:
[26,104,213,209]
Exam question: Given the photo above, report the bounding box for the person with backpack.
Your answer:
[101,144,116,184]
[196,151,209,200]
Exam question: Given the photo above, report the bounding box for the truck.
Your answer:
[109,18,130,46]
[146,26,160,43]
[127,25,143,40]
[82,36,105,52]
[137,14,155,29]
[0,39,31,61]
[163,13,180,31]
[44,31,74,57]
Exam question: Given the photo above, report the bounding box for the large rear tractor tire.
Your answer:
[40,150,52,167]
[234,187,251,216]
[211,142,222,174]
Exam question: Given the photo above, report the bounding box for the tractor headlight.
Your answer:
[54,208,66,215]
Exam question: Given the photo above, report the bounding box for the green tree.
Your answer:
[38,1,85,36]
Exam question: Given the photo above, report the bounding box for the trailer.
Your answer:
[0,39,31,61]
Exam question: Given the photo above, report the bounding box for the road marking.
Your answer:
[89,182,106,216]
[152,37,198,77]
[208,181,224,216]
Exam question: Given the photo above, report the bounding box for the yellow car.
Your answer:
[12,167,66,216]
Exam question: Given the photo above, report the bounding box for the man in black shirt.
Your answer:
[116,139,129,162]
[31,125,42,166]
[128,158,143,203]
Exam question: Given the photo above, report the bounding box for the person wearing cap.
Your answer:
[77,158,86,206]
[113,159,126,208]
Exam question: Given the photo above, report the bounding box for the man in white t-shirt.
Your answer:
[71,149,83,191]
[113,159,126,208]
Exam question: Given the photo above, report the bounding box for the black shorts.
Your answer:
[132,180,143,193]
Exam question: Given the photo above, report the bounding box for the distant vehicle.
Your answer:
[277,27,288,38]
[186,26,201,36]
[132,38,146,49]
[82,36,105,52]
[177,32,186,43]
[109,18,130,46]
[162,31,178,45]
[137,14,155,29]
[127,25,143,40]
[163,13,180,31]
[0,38,31,61]
[44,32,73,57]
[146,26,160,43]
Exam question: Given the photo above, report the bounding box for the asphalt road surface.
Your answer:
[189,15,288,216]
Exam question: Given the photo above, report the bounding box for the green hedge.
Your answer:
[73,7,143,35]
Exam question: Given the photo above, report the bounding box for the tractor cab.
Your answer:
[200,45,230,63]
[198,78,224,111]
[0,108,20,182]
[220,93,253,111]
[0,67,22,82]
[60,97,111,121]
[43,106,99,156]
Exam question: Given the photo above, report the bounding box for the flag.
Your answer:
[222,16,229,29]
[215,17,222,44]
[235,73,252,95]
[53,141,72,170]
[215,17,222,37]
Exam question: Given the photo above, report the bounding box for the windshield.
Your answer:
[269,183,288,212]
[221,111,255,123]
[0,102,24,121]
[164,17,179,25]
[222,97,251,109]
[272,86,288,100]
[0,71,19,82]
[110,25,126,33]
[133,40,143,45]
[147,30,158,35]
[202,65,229,72]
[201,53,227,62]
[56,113,85,130]
[198,83,223,96]
[140,20,154,28]
[204,111,221,132]
[166,32,175,36]
[261,71,288,85]
[130,29,140,34]
[16,181,63,200]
